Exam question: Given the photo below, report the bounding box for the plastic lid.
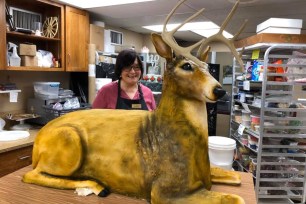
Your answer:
[208,136,236,150]
[34,82,60,85]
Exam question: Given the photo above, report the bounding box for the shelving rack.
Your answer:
[230,43,306,204]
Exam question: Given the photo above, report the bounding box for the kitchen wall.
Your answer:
[105,25,156,53]
[215,52,233,137]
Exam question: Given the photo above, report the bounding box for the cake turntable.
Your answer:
[6,113,40,130]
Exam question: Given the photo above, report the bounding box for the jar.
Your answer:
[241,134,248,146]
[241,154,250,167]
[239,92,246,103]
[241,110,251,127]
[250,115,260,130]
[249,158,257,176]
[234,109,242,123]
[242,110,251,121]
[245,94,254,104]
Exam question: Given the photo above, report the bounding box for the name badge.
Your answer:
[132,104,141,109]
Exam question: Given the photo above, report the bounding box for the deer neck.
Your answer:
[155,89,208,129]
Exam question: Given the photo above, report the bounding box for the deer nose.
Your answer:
[213,87,226,99]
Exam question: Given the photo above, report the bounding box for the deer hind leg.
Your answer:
[23,126,109,197]
[151,185,244,204]
[23,169,108,196]
[210,166,241,185]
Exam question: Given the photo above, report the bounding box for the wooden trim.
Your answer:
[235,33,306,49]
[0,0,7,69]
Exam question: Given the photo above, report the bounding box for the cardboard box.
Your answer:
[19,44,37,56]
[21,56,38,66]
[90,24,104,51]
[256,18,303,33]
[234,33,306,49]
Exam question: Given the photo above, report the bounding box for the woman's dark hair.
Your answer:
[115,49,143,79]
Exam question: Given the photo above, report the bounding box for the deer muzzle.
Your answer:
[213,87,226,100]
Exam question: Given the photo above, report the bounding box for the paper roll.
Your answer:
[88,64,96,77]
[88,64,96,104]
[88,76,96,104]
[88,43,96,104]
[88,44,96,64]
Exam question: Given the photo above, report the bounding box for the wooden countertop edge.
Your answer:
[0,166,257,204]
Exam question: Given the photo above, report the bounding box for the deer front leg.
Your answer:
[210,166,241,185]
[151,184,245,204]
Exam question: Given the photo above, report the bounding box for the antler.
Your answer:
[161,0,247,71]
[161,0,207,68]
[197,0,247,71]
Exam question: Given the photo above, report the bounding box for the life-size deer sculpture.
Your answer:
[23,0,247,203]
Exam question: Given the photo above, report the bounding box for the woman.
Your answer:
[92,49,156,111]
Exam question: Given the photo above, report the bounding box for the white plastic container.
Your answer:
[208,136,236,170]
[9,46,21,66]
[34,82,60,99]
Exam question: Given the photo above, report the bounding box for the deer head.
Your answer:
[151,0,246,103]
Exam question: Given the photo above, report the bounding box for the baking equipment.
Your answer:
[6,113,40,130]
[43,103,91,121]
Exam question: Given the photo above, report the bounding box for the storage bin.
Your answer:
[34,82,60,99]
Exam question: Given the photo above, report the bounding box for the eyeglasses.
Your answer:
[123,65,141,72]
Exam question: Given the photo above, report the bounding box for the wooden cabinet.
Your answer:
[1,0,65,71]
[1,0,90,72]
[0,0,5,69]
[65,6,89,72]
[0,146,32,177]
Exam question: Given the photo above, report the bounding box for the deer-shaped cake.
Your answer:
[23,0,247,203]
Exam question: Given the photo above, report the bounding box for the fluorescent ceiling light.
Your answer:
[143,22,219,32]
[192,29,233,38]
[59,0,155,9]
[143,21,233,38]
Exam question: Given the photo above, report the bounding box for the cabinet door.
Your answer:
[65,6,89,72]
[0,146,32,177]
[0,0,6,69]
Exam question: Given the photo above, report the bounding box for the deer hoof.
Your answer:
[98,188,111,197]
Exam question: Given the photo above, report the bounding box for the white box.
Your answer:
[258,27,301,35]
[256,18,303,33]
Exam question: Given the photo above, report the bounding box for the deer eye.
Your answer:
[181,63,193,71]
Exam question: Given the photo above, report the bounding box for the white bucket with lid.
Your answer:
[208,136,236,170]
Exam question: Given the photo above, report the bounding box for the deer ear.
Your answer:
[151,33,173,61]
[199,46,211,62]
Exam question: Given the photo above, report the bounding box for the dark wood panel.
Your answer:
[0,0,6,68]
[0,146,32,177]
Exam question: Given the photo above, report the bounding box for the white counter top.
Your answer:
[0,129,39,153]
